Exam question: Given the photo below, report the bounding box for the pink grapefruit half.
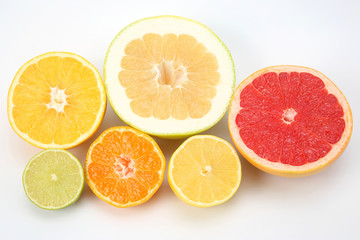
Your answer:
[228,65,352,177]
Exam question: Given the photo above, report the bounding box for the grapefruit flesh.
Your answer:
[228,66,352,177]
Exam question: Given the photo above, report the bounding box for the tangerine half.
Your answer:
[85,126,166,207]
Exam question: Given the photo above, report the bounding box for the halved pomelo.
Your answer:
[104,16,235,138]
[228,65,352,177]
[8,52,106,149]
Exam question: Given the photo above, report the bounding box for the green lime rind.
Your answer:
[104,15,236,139]
[22,149,85,210]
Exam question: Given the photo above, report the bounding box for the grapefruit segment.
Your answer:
[229,65,353,177]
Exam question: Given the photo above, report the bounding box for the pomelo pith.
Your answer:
[228,65,352,177]
[104,16,235,138]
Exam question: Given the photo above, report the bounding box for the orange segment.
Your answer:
[135,151,162,171]
[85,126,166,208]
[7,52,106,149]
[117,33,220,120]
[109,179,129,204]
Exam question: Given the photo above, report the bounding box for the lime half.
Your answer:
[22,149,84,210]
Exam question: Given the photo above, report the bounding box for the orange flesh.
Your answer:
[119,33,220,119]
[11,56,102,145]
[87,129,163,205]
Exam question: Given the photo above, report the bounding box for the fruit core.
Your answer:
[119,33,220,120]
[157,60,186,88]
[51,173,58,181]
[282,108,297,124]
[115,155,135,178]
[235,71,345,166]
[47,86,68,113]
[201,165,212,176]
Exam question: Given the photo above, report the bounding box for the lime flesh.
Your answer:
[22,149,84,210]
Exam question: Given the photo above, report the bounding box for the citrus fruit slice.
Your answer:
[22,149,84,210]
[104,15,235,138]
[8,52,106,149]
[228,65,353,177]
[85,126,166,208]
[168,135,241,207]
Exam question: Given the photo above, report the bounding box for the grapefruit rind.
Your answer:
[7,52,107,149]
[168,135,241,207]
[228,65,353,177]
[22,149,85,210]
[85,126,166,208]
[104,15,235,138]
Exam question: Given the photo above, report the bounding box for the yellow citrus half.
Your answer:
[228,65,353,177]
[8,52,106,149]
[168,135,241,207]
[104,15,235,138]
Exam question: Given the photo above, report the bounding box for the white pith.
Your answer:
[104,16,235,137]
[114,155,136,179]
[47,86,68,113]
[228,65,353,175]
[282,108,297,124]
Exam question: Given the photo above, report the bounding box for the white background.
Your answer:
[1,0,359,239]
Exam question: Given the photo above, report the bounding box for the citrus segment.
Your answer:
[22,149,84,210]
[119,32,218,120]
[104,16,235,138]
[228,65,353,177]
[168,135,241,207]
[85,127,166,208]
[8,52,106,149]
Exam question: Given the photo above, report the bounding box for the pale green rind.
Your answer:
[22,149,85,210]
[104,15,236,139]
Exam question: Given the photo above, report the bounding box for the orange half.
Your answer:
[8,52,106,149]
[85,126,166,208]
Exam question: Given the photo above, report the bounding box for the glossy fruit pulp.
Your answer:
[236,72,345,166]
